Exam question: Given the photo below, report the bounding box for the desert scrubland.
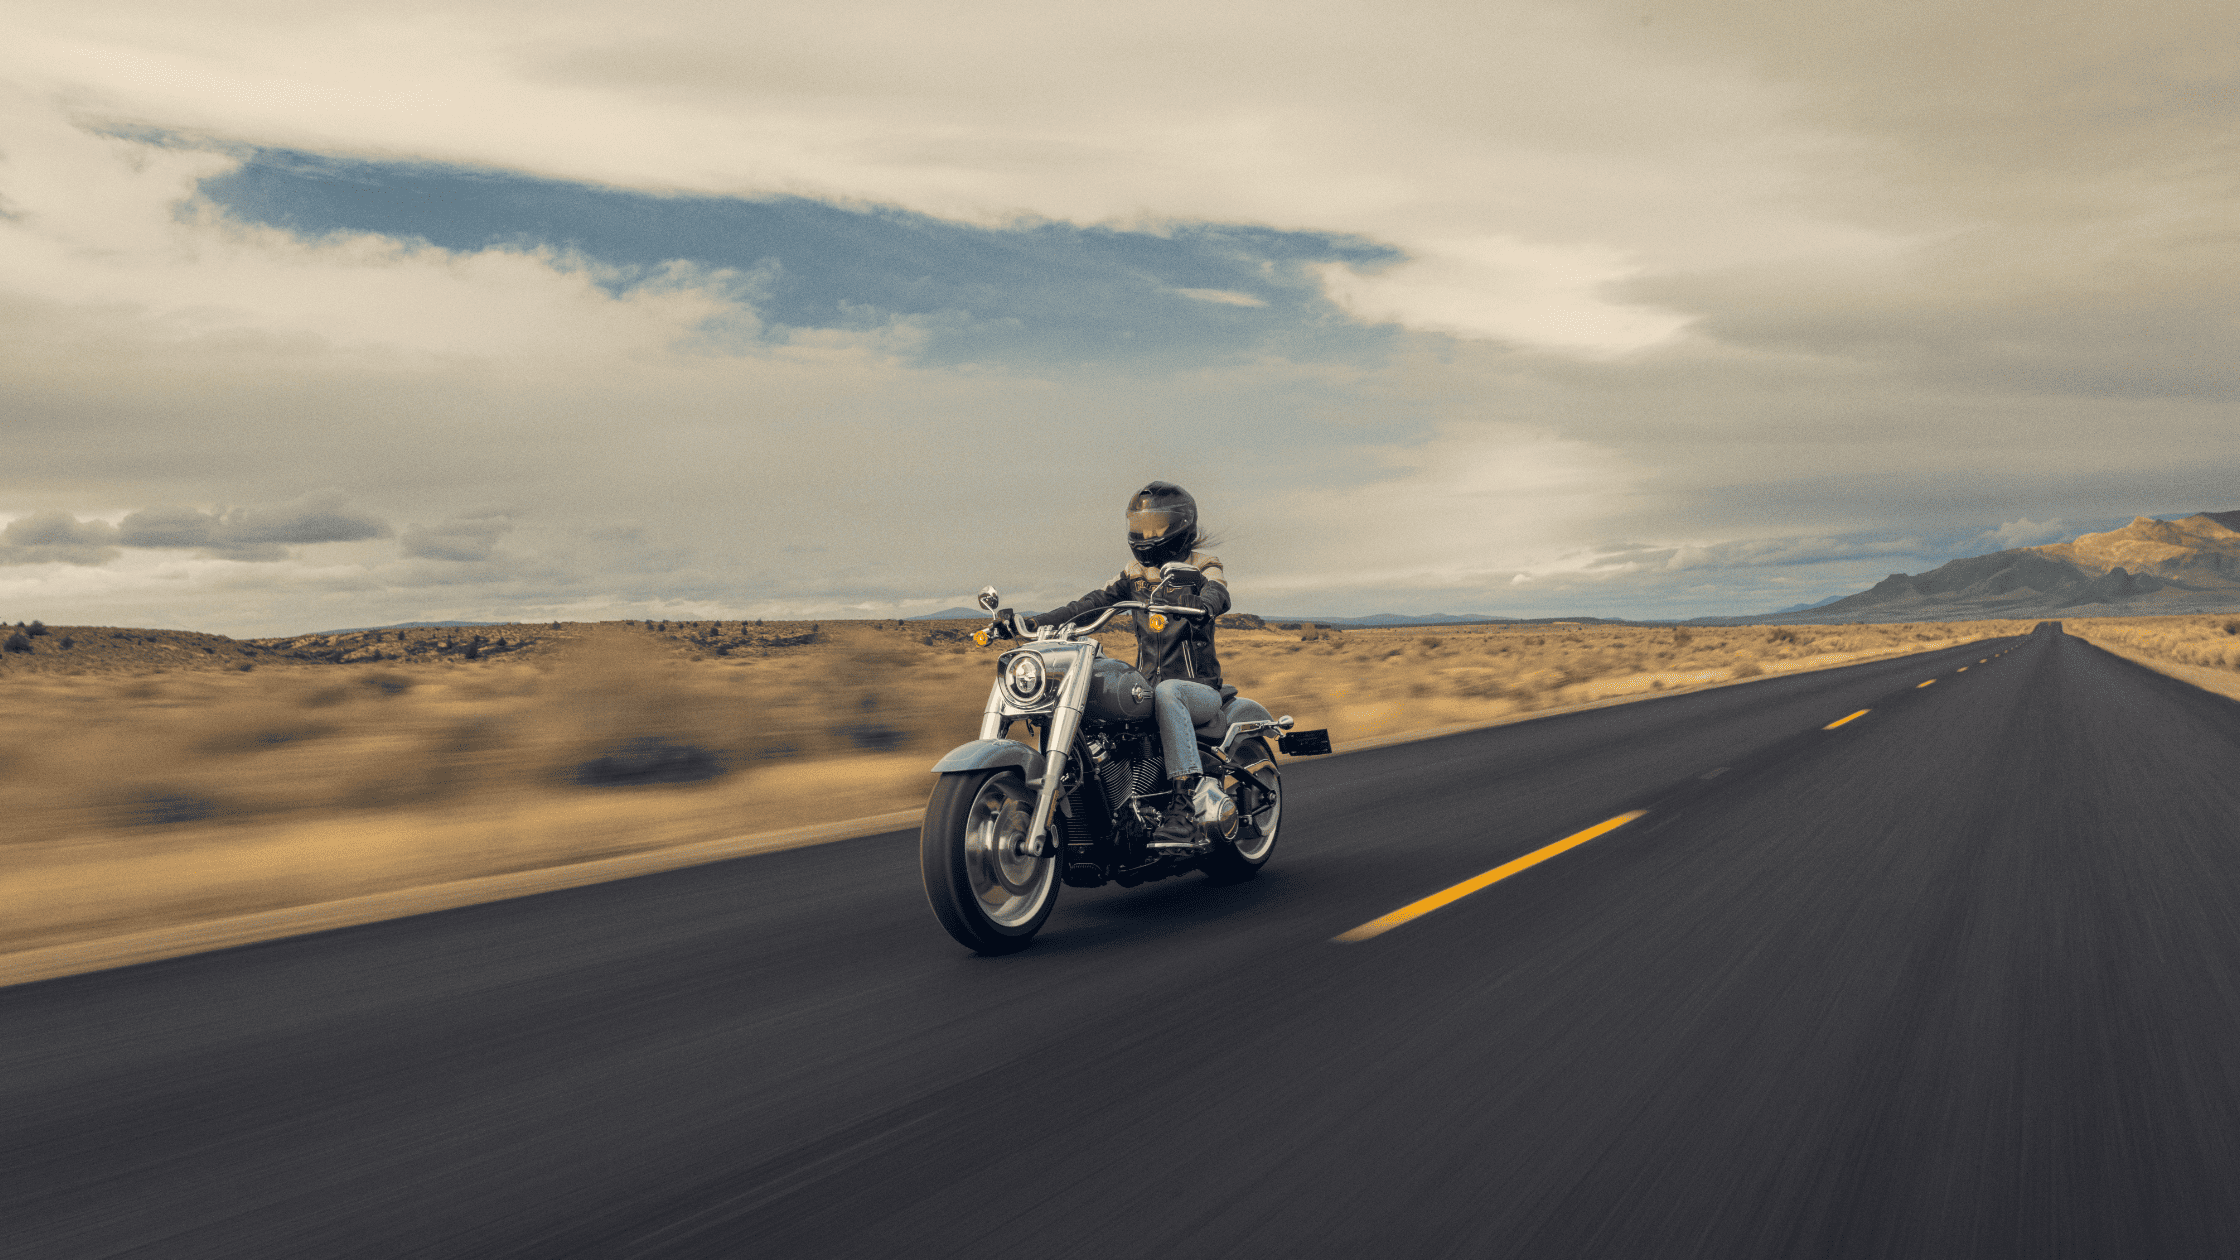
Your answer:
[2066,615,2240,701]
[0,614,2039,956]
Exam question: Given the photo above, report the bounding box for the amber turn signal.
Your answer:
[972,630,991,647]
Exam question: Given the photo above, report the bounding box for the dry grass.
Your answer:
[0,615,2030,956]
[2065,614,2240,675]
[1219,618,2036,746]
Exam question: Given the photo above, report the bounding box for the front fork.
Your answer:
[1023,651,1096,857]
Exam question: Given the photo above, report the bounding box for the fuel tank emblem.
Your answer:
[1131,683,1148,702]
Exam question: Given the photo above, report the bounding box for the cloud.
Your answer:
[1,5,2235,632]
[399,513,514,563]
[0,0,1880,355]
[113,492,390,561]
[1319,238,1693,353]
[1173,288,1267,308]
[186,147,1398,368]
[0,511,121,566]
[1656,535,1931,573]
[0,494,392,567]
[1979,518,2067,549]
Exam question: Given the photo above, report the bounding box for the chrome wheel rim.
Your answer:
[963,773,1054,928]
[1227,744,1281,862]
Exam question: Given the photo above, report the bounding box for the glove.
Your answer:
[995,608,1036,638]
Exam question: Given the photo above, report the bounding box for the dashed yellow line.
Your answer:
[1957,667,1967,672]
[1917,679,1936,688]
[1824,709,1870,730]
[1333,811,1648,943]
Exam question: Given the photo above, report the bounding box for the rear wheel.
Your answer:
[920,768,1059,954]
[1202,736,1281,884]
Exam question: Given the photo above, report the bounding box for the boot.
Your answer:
[1149,777,1208,852]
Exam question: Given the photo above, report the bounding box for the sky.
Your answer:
[2,0,2234,635]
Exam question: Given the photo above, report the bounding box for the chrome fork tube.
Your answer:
[978,680,1006,740]
[1023,646,1095,856]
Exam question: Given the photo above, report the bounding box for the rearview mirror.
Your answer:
[976,586,1000,612]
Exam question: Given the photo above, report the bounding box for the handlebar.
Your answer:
[974,599,1209,647]
[1061,600,1209,637]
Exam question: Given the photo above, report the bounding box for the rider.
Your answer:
[1010,481,1234,852]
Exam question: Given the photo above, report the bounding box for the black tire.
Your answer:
[1202,736,1282,884]
[920,768,1059,955]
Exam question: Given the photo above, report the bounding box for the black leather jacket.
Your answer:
[1038,552,1230,688]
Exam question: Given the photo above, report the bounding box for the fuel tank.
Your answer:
[1084,655,1155,722]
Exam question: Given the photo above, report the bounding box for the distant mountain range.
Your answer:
[876,513,2240,631]
[910,607,1612,627]
[316,619,509,634]
[1687,510,2240,625]
[1764,594,1849,616]
[1262,612,1519,627]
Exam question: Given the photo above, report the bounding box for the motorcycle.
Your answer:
[920,576,1332,954]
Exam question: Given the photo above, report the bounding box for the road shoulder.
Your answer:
[2073,636,2240,705]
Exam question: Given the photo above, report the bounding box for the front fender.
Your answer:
[929,738,1046,779]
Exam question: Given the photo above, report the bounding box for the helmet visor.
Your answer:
[1127,507,1186,546]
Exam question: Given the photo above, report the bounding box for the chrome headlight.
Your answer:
[1001,651,1047,704]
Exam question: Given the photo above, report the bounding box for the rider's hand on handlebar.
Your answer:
[1159,562,1205,591]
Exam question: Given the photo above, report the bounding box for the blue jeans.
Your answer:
[1154,678,1225,779]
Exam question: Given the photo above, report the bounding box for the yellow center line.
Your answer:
[1917,679,1936,688]
[1824,709,1870,729]
[1957,667,1967,672]
[1333,811,1647,943]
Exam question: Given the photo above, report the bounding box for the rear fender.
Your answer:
[1221,698,1275,729]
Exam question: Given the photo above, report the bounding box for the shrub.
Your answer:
[2225,620,2239,636]
[28,620,48,636]
[3,632,28,653]
[839,722,908,751]
[127,793,215,826]
[574,737,728,786]
[1767,627,1798,643]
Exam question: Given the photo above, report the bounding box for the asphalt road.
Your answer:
[11,624,2240,1258]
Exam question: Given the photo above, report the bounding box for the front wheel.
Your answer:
[921,769,1059,954]
[1202,736,1282,884]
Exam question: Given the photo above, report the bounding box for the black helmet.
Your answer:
[1126,481,1198,565]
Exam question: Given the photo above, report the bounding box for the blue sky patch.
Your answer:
[196,149,1405,368]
